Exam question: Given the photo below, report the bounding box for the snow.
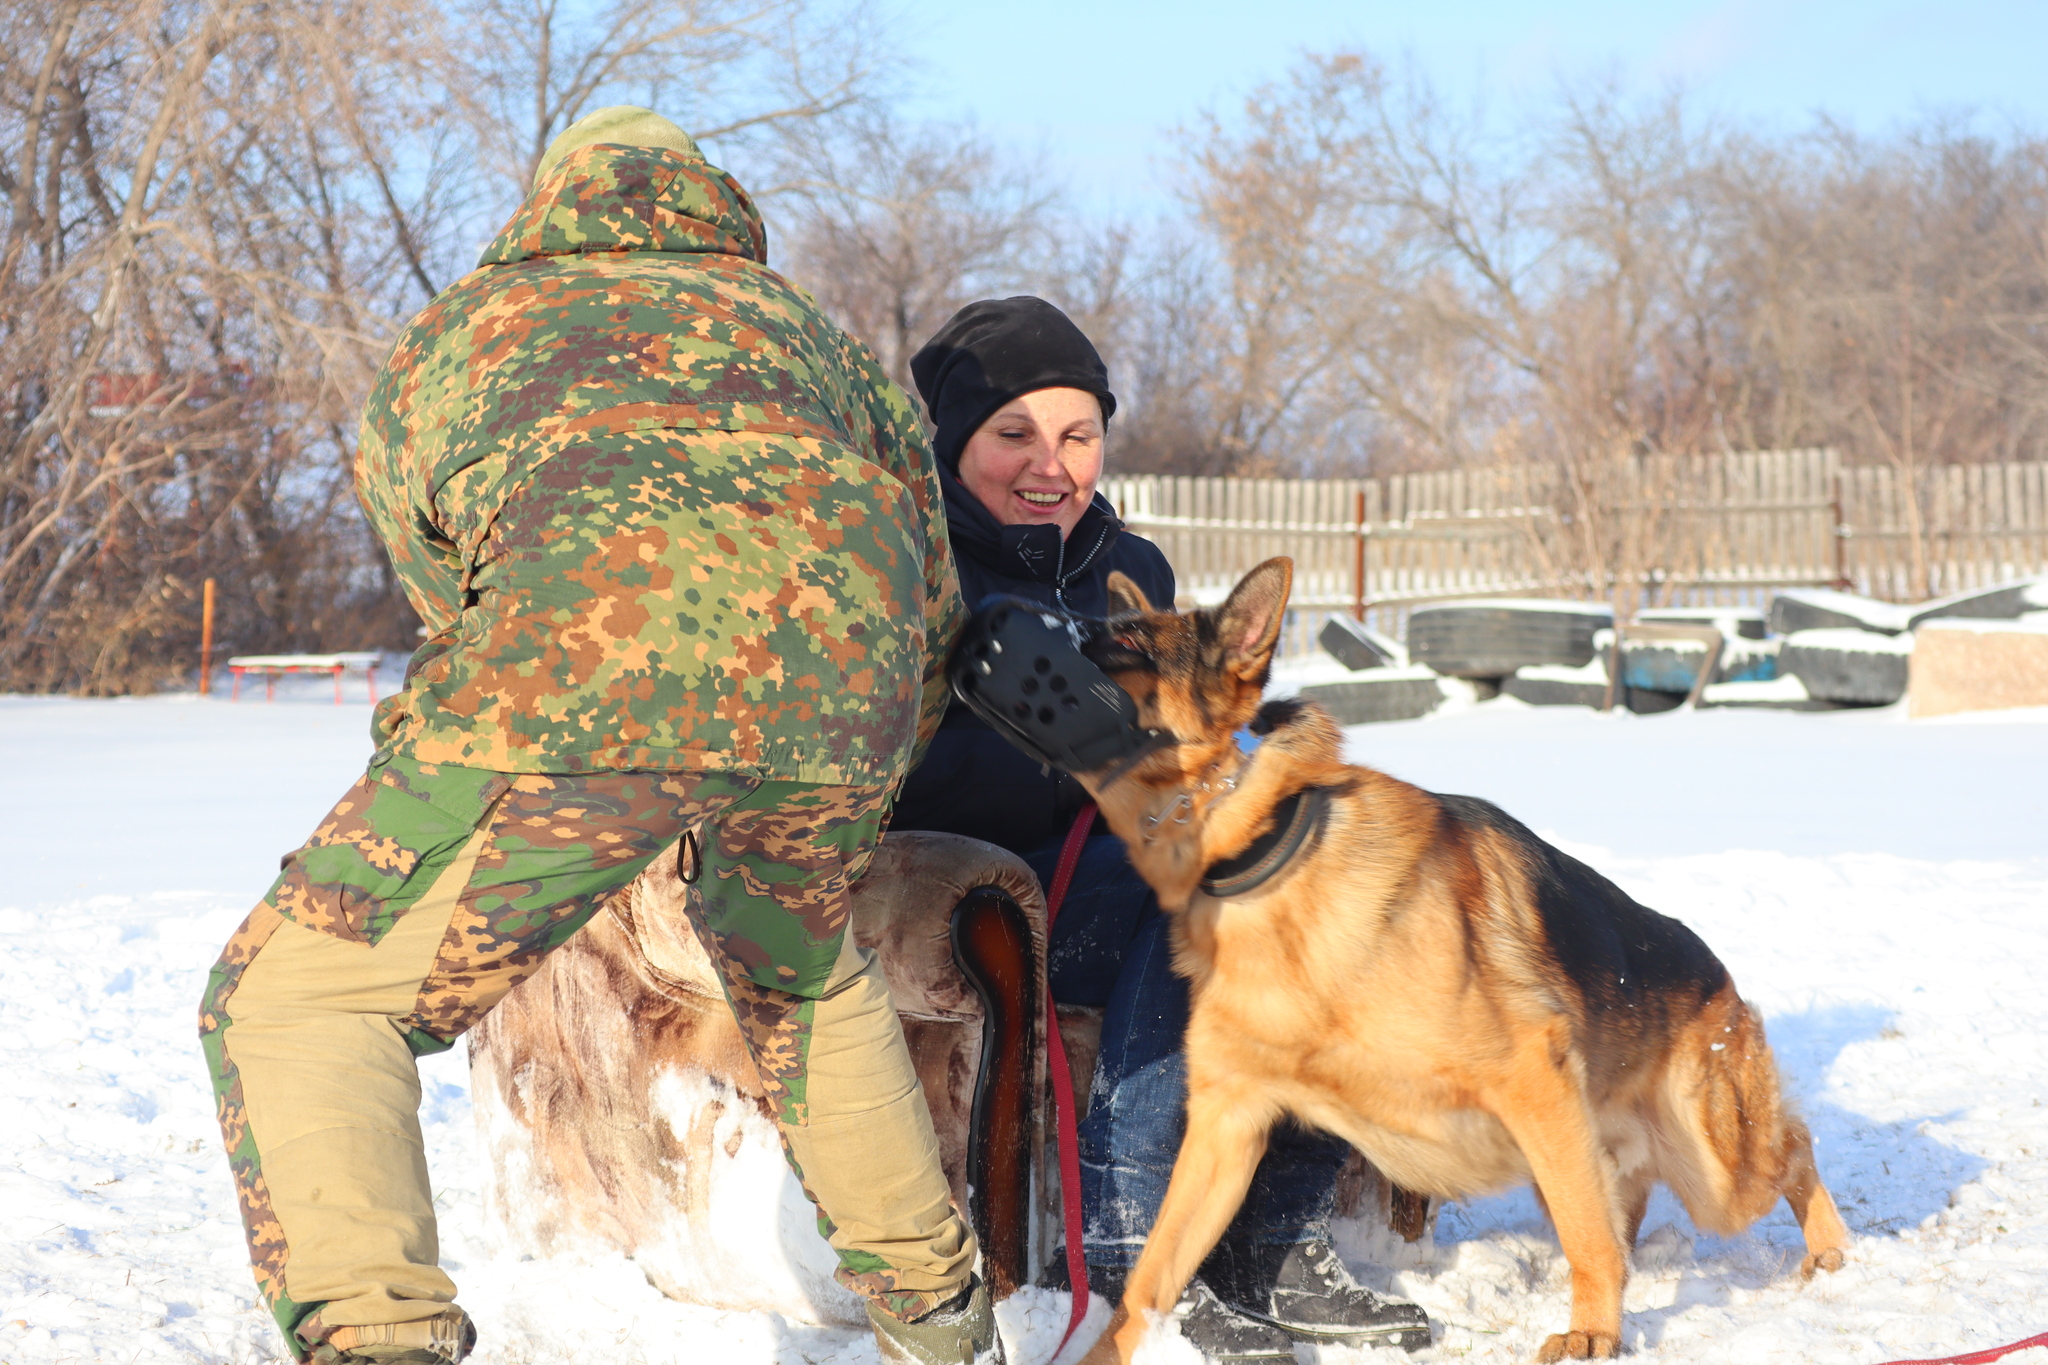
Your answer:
[224,652,382,668]
[1720,636,1781,663]
[1625,635,1709,655]
[1784,627,1918,657]
[1270,654,1399,690]
[4,692,2047,1364]
[1915,615,2048,636]
[1269,660,1444,693]
[1512,659,1610,685]
[1411,598,1614,617]
[1701,674,1811,706]
[1636,606,1768,641]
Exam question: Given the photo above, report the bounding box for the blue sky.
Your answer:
[891,0,2048,216]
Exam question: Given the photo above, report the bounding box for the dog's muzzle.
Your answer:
[949,597,1173,778]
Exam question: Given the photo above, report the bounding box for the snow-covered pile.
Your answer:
[1916,614,2048,636]
[3,694,2046,1364]
[1512,659,1610,685]
[1411,598,1613,616]
[1784,627,1917,656]
[1636,606,1769,641]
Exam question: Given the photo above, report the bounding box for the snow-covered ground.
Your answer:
[2,684,2045,1364]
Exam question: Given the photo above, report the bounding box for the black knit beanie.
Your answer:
[909,297,1117,471]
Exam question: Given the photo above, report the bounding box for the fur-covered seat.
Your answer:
[467,829,1420,1326]
[468,831,1076,1325]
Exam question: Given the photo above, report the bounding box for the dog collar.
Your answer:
[1199,786,1331,898]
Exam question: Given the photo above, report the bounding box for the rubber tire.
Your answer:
[1619,645,1707,694]
[1780,637,1909,705]
[1501,675,1607,708]
[1623,687,1687,714]
[1906,577,2046,630]
[1298,676,1446,725]
[1715,639,1780,683]
[1408,604,1611,678]
[1769,591,1904,637]
[1319,616,1400,671]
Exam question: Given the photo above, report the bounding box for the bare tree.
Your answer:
[1129,51,2048,602]
[14,16,2048,694]
[0,0,896,694]
[768,109,1057,389]
[0,0,444,692]
[445,0,882,223]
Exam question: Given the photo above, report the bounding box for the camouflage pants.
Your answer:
[198,759,971,1361]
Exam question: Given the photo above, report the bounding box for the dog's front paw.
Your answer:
[1801,1247,1846,1279]
[1074,1304,1141,1364]
[1536,1330,1620,1361]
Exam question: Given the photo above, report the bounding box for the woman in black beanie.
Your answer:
[892,299,1430,1359]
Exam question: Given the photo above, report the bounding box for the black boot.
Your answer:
[867,1275,1005,1364]
[1089,1266,1294,1362]
[1214,1240,1431,1353]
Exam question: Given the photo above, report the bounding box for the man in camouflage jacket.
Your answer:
[199,108,990,1365]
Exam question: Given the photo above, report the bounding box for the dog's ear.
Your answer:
[1105,571,1154,617]
[1216,557,1293,675]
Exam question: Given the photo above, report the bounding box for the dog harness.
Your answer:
[1199,785,1332,898]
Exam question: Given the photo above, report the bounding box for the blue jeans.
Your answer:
[1024,833,1351,1272]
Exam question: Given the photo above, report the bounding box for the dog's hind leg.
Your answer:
[1660,992,1849,1279]
[1486,1032,1628,1362]
[1779,1118,1850,1278]
[1618,1171,1653,1252]
[1083,1088,1274,1365]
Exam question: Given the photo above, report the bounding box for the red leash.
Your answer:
[1875,1333,2048,1365]
[1043,804,1098,1356]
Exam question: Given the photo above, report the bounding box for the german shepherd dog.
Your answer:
[1071,558,1849,1363]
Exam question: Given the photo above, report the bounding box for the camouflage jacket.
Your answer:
[355,144,961,784]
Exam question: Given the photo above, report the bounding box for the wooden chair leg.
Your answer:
[948,884,1038,1297]
[1389,1184,1434,1242]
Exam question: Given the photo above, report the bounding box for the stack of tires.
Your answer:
[1296,576,2045,723]
[1304,599,1620,721]
[1297,616,1451,725]
[1769,588,1914,706]
[1402,599,1624,709]
[1407,599,1613,683]
[1771,579,2048,707]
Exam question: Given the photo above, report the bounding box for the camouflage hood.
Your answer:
[354,133,963,783]
[477,142,768,268]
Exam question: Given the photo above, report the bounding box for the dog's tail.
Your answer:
[1655,988,1805,1233]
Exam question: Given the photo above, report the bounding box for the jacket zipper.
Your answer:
[1053,521,1112,612]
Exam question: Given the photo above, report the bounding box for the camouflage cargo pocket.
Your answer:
[267,758,511,945]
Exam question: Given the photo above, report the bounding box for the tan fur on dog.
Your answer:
[1072,558,1849,1363]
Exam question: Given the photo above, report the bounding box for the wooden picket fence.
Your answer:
[1101,450,2048,658]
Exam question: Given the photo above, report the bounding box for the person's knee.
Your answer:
[1102,1052,1191,1162]
[804,939,924,1122]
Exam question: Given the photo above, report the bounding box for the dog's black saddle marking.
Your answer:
[1199,786,1331,898]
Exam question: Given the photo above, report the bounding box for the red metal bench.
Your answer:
[226,652,380,704]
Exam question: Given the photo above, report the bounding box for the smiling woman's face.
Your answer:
[955,387,1105,539]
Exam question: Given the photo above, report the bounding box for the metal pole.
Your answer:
[199,578,216,696]
[1830,472,1851,590]
[1352,489,1367,622]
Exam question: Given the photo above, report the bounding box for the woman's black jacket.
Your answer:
[889,469,1175,855]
